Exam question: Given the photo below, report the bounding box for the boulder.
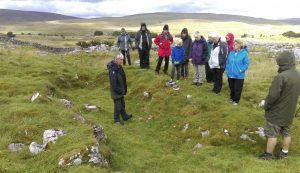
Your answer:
[8,143,25,152]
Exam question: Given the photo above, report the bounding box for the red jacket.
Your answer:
[154,32,173,57]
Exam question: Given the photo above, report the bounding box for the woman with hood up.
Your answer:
[135,23,153,69]
[226,33,235,52]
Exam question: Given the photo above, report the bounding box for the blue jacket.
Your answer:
[226,49,249,79]
[171,46,186,65]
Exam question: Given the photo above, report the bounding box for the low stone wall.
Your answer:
[0,36,75,53]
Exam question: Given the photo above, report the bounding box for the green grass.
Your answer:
[1,45,300,173]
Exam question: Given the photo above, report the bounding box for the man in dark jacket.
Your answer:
[180,28,193,80]
[259,51,300,160]
[135,23,152,69]
[117,28,133,65]
[107,52,132,125]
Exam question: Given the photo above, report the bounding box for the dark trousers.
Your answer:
[228,78,244,103]
[181,61,189,78]
[121,50,131,65]
[155,56,169,73]
[138,49,150,69]
[212,68,225,93]
[113,97,129,122]
[171,64,181,80]
[205,62,214,83]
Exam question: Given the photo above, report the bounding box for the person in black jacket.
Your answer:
[135,23,152,69]
[107,52,132,125]
[180,28,193,80]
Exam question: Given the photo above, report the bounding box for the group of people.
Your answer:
[117,23,249,105]
[110,23,300,160]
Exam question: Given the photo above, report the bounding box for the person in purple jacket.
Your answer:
[190,31,208,86]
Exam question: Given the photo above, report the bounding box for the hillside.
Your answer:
[1,44,300,172]
[90,12,296,25]
[0,9,80,24]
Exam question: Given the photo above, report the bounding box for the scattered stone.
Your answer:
[192,143,203,155]
[29,142,45,154]
[59,143,109,167]
[43,129,65,144]
[74,111,86,124]
[185,138,191,142]
[223,129,230,136]
[146,115,153,122]
[255,127,266,139]
[93,125,107,143]
[186,95,192,102]
[193,143,203,150]
[31,92,40,102]
[73,157,83,166]
[201,130,210,137]
[74,73,79,80]
[60,99,73,108]
[240,134,256,143]
[84,104,99,111]
[181,123,189,133]
[143,91,150,98]
[8,143,25,152]
[88,143,109,165]
[134,60,140,66]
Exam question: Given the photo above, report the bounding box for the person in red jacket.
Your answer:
[226,33,235,52]
[154,24,174,75]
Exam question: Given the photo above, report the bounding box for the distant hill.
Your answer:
[91,12,300,25]
[0,9,80,24]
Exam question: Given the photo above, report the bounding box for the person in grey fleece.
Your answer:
[117,28,133,65]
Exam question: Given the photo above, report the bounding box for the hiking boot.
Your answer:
[229,99,233,103]
[124,114,133,121]
[115,121,124,126]
[232,102,238,106]
[197,83,203,86]
[259,152,273,160]
[192,82,198,85]
[277,150,288,159]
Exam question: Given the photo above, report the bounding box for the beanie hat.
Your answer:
[163,24,169,31]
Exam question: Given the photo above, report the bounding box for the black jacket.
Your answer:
[135,23,152,50]
[107,60,127,99]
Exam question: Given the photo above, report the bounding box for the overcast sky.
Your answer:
[0,0,299,19]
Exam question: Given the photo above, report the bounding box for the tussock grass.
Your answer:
[1,46,300,172]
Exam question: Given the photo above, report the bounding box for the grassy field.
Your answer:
[1,44,300,173]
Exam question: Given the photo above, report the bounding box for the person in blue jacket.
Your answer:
[169,39,186,83]
[225,40,249,105]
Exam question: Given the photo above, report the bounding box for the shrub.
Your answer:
[7,31,15,38]
[94,30,104,36]
[27,33,31,35]
[76,41,91,48]
[282,31,300,38]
